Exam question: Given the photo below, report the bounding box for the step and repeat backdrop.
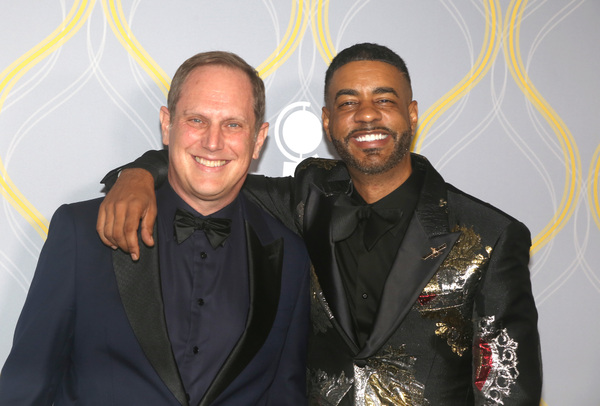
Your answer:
[1,1,598,404]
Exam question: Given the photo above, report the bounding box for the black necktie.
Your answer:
[173,208,232,248]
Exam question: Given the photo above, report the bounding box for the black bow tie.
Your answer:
[173,209,232,248]
[331,194,402,251]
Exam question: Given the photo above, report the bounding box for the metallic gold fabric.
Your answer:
[354,346,427,406]
[417,225,491,355]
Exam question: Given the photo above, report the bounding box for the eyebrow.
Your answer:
[373,87,399,97]
[334,86,399,102]
[334,89,358,101]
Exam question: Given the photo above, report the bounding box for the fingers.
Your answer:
[97,201,117,249]
[96,168,157,261]
[120,201,141,260]
[140,201,157,249]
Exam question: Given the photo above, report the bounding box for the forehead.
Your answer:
[327,60,410,101]
[179,65,253,107]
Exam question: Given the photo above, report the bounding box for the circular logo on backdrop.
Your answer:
[274,101,322,176]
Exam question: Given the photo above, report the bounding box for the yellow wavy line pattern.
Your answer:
[504,0,581,254]
[0,0,97,239]
[589,144,600,230]
[101,0,170,97]
[256,0,310,78]
[311,0,336,64]
[413,0,502,152]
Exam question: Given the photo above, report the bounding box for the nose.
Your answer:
[354,102,382,123]
[202,125,224,151]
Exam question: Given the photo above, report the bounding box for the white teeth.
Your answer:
[355,133,388,142]
[195,156,227,167]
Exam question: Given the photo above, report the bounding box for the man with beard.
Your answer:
[97,43,542,405]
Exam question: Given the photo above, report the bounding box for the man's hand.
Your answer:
[97,168,157,261]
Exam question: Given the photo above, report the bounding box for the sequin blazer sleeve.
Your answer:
[471,219,542,405]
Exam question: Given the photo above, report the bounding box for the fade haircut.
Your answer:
[167,51,266,133]
[324,43,412,102]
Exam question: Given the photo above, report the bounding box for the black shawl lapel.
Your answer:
[303,182,360,352]
[358,215,460,358]
[199,199,284,406]
[112,232,188,406]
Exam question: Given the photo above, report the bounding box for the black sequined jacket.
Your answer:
[244,153,542,406]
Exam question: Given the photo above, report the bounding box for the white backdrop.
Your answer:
[1,1,599,405]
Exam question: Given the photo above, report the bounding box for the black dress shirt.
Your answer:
[335,165,424,347]
[156,183,249,405]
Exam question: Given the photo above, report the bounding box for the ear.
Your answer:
[159,106,171,145]
[252,122,269,160]
[408,100,418,134]
[321,107,332,142]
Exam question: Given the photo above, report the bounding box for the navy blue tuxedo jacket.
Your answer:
[0,194,310,405]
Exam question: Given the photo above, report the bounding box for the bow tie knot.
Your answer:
[173,209,232,248]
[331,195,402,251]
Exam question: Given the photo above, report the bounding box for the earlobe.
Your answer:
[159,106,170,145]
[252,122,269,159]
[322,107,332,142]
[409,100,419,133]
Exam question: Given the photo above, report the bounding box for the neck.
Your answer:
[167,177,239,216]
[348,157,412,204]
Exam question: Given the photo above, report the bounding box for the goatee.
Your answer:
[330,127,412,175]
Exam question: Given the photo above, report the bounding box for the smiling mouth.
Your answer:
[195,156,227,167]
[354,133,389,142]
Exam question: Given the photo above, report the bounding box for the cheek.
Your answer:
[230,136,254,157]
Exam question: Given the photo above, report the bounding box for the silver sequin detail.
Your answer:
[308,369,353,405]
[417,226,490,355]
[476,316,520,405]
[353,347,428,406]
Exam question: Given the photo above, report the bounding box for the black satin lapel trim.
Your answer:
[112,233,188,406]
[358,216,461,358]
[199,222,283,406]
[303,184,359,352]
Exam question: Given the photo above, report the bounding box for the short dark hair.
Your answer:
[168,51,265,133]
[324,43,411,101]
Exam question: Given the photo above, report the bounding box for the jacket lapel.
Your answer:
[199,198,284,406]
[358,215,460,358]
[303,182,360,352]
[359,154,462,357]
[112,231,188,406]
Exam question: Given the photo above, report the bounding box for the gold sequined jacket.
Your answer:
[245,153,542,406]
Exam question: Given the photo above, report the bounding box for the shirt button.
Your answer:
[193,346,199,354]
[197,298,205,306]
[362,293,368,299]
[200,252,207,259]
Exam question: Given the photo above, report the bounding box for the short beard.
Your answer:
[330,127,412,175]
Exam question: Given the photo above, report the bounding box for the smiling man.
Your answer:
[0,51,310,406]
[96,43,542,405]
